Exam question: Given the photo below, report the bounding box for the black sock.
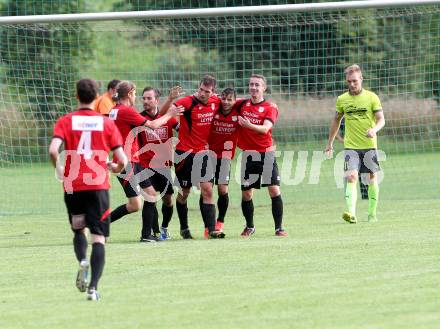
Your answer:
[241,199,254,228]
[217,193,229,223]
[110,204,129,223]
[142,201,157,238]
[176,201,189,230]
[161,204,173,228]
[271,195,283,230]
[201,203,216,232]
[73,232,87,262]
[89,242,105,290]
[199,196,207,228]
[360,182,369,200]
[152,205,159,234]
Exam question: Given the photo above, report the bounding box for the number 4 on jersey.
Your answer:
[77,131,93,159]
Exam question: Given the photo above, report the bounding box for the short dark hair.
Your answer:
[107,79,120,91]
[221,87,236,99]
[199,74,216,90]
[142,86,161,99]
[76,78,99,104]
[113,80,136,102]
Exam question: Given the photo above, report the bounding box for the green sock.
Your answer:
[345,181,357,216]
[368,183,379,217]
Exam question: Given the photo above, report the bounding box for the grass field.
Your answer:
[1,151,440,329]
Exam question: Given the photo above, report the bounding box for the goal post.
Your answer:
[0,0,439,215]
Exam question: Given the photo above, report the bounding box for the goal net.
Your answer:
[1,1,439,215]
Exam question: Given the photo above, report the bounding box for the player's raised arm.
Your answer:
[325,111,344,156]
[159,85,184,115]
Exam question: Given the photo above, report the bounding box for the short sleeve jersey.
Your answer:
[52,108,123,192]
[237,99,278,152]
[207,103,242,160]
[336,89,382,149]
[108,104,147,163]
[138,111,179,168]
[175,95,221,153]
[94,91,115,115]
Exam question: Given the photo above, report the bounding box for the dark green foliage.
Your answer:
[112,1,440,99]
[0,0,94,119]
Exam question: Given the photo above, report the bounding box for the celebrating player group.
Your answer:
[49,65,385,300]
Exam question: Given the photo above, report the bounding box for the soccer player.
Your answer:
[137,86,179,241]
[237,74,287,237]
[108,81,183,242]
[325,64,385,223]
[49,78,127,301]
[204,87,241,237]
[95,79,120,115]
[171,75,225,239]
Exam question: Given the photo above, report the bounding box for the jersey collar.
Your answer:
[250,98,266,105]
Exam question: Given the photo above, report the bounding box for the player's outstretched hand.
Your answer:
[168,104,185,117]
[168,86,184,100]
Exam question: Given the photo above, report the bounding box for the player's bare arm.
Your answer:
[146,105,184,129]
[325,111,344,156]
[238,116,273,134]
[49,137,64,179]
[48,137,63,168]
[366,110,385,138]
[106,146,128,173]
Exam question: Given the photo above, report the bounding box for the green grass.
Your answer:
[1,151,440,328]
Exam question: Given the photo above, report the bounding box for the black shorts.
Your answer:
[139,166,174,195]
[241,151,280,190]
[344,149,381,174]
[174,150,214,188]
[64,190,110,237]
[117,162,152,198]
[213,157,232,185]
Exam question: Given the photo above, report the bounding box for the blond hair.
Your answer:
[344,64,363,78]
[250,74,267,85]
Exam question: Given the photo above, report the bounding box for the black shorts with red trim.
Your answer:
[117,162,152,198]
[64,189,110,237]
[174,150,214,188]
[240,151,280,190]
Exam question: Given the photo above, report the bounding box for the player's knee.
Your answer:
[218,185,228,196]
[242,190,253,201]
[346,174,357,183]
[199,183,213,201]
[268,185,280,198]
[127,197,142,212]
[366,173,377,185]
[177,189,190,202]
[142,187,157,203]
[91,234,106,245]
[162,194,173,207]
